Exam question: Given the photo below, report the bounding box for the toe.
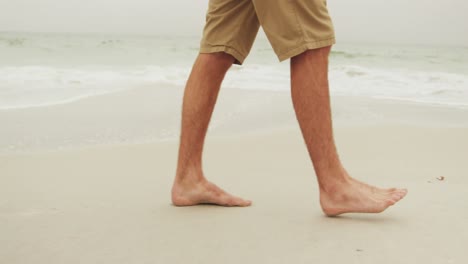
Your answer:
[391,193,403,201]
[396,189,408,198]
[385,199,396,207]
[219,194,251,207]
[233,197,252,207]
[243,199,252,206]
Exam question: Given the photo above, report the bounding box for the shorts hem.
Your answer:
[200,45,246,65]
[277,38,336,62]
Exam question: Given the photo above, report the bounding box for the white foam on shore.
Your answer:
[1,64,467,110]
[0,65,188,109]
[1,32,467,110]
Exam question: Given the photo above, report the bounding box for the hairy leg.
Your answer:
[172,52,251,207]
[290,46,407,216]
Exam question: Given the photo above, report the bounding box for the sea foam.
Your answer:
[1,32,467,109]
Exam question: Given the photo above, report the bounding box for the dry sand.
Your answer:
[1,124,468,263]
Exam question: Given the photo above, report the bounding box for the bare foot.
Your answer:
[171,178,252,207]
[320,176,407,216]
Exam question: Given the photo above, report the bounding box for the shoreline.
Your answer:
[1,84,468,155]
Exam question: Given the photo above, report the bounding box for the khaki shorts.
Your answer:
[199,0,335,65]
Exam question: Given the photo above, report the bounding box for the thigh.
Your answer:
[253,0,335,61]
[200,0,260,65]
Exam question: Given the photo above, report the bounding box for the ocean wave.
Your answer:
[330,50,375,59]
[0,63,467,110]
[0,34,125,47]
[0,37,27,47]
[329,65,468,107]
[0,65,190,109]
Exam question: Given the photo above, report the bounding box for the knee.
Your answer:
[198,52,235,69]
[293,45,332,62]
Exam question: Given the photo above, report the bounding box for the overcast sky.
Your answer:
[0,0,467,46]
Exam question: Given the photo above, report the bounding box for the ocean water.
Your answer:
[1,31,467,110]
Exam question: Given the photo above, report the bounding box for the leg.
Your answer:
[171,52,251,207]
[290,46,407,216]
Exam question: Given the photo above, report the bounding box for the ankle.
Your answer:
[174,168,205,185]
[175,174,205,185]
[316,167,351,193]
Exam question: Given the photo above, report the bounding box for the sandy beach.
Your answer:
[2,0,468,261]
[1,85,468,263]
